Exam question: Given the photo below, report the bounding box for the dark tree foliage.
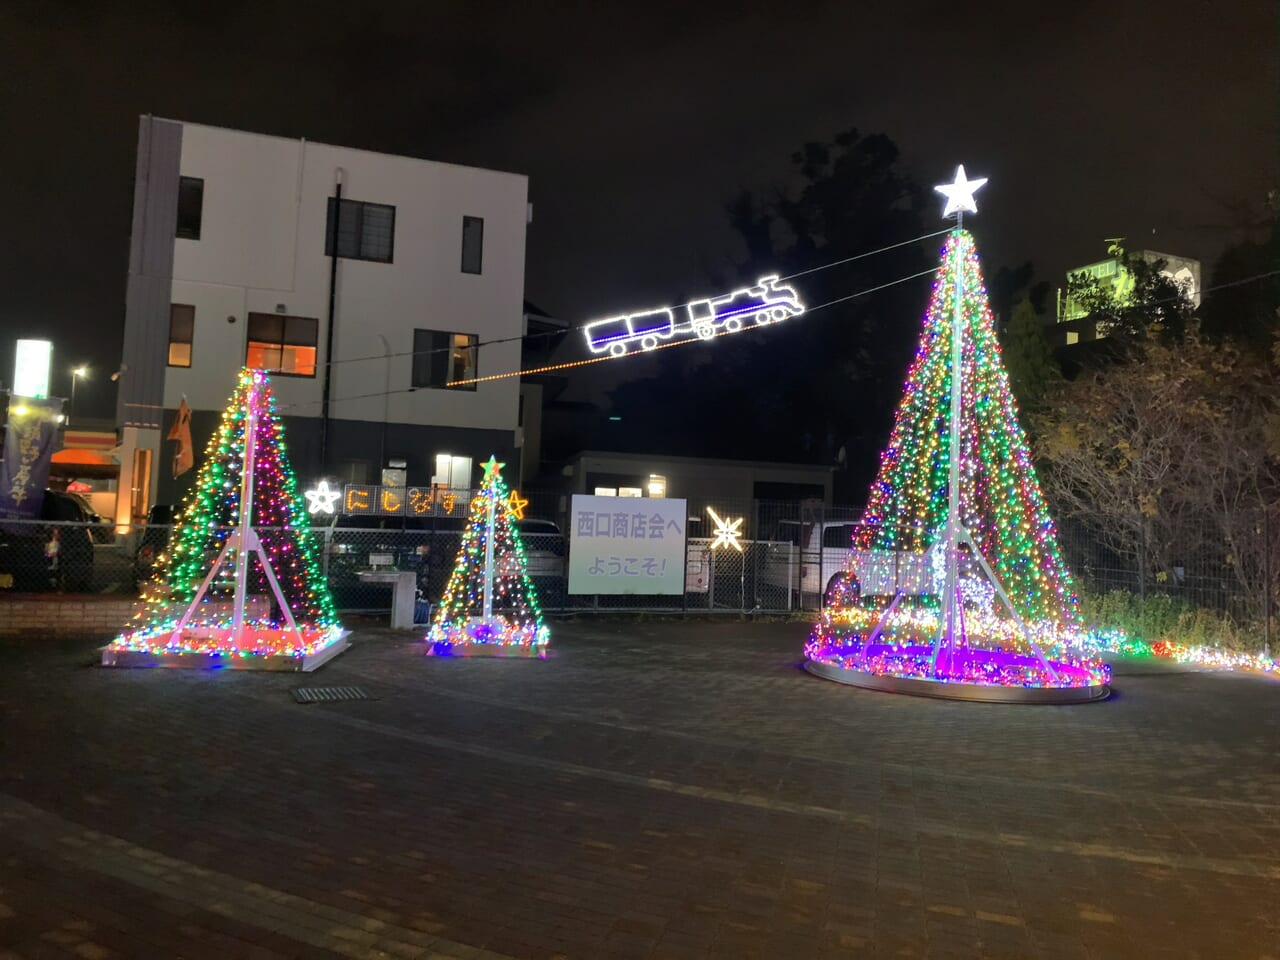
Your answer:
[605,128,929,501]
[1000,299,1060,415]
[988,261,1048,332]
[1200,230,1280,348]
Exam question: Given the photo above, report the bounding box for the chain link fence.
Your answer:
[1057,507,1277,654]
[0,517,135,594]
[2,497,1275,653]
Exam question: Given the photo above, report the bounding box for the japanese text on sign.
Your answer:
[340,484,466,517]
[568,495,687,595]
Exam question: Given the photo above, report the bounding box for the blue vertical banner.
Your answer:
[0,397,63,523]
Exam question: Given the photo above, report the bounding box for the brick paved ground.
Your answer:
[0,618,1277,959]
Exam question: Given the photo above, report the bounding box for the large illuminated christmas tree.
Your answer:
[806,167,1107,701]
[105,368,347,670]
[427,456,549,657]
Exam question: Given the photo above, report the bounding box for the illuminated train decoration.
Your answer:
[583,276,805,357]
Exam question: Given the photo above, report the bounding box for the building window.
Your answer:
[618,487,643,498]
[461,216,484,274]
[647,474,667,497]
[325,198,395,263]
[339,460,372,485]
[176,177,203,240]
[1065,330,1080,346]
[433,454,473,490]
[245,313,319,377]
[412,329,477,390]
[168,304,195,367]
[593,487,617,497]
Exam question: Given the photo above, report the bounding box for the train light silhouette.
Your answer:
[582,276,805,357]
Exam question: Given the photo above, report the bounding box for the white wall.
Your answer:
[164,122,527,433]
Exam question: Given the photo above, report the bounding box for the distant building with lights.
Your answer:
[560,451,835,505]
[115,116,532,525]
[1054,240,1200,346]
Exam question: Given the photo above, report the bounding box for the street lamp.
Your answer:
[70,365,88,426]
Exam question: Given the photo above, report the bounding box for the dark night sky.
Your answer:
[1,0,1274,417]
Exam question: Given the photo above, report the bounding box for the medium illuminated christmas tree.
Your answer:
[105,368,347,670]
[427,456,549,657]
[806,167,1107,701]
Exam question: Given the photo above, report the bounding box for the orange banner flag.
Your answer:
[166,398,194,478]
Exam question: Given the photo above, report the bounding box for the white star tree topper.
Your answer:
[934,165,988,219]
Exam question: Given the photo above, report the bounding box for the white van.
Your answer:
[761,520,930,606]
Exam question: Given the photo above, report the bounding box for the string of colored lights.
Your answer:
[443,268,939,387]
[270,266,1280,415]
[807,228,1106,690]
[427,456,550,655]
[109,369,342,659]
[312,229,954,371]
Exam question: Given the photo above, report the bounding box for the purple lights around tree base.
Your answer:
[426,615,550,658]
[805,639,1110,702]
[427,640,548,659]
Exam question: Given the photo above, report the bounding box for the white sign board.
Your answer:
[568,495,687,595]
[13,339,52,399]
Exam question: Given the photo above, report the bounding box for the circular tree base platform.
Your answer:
[427,641,548,658]
[102,628,350,673]
[805,645,1109,704]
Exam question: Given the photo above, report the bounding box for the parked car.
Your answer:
[759,519,930,606]
[65,492,114,543]
[0,490,95,592]
[133,504,175,586]
[684,538,713,594]
[324,513,467,611]
[516,518,567,606]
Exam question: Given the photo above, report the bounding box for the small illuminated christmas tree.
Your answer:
[427,456,549,657]
[806,167,1107,701]
[104,368,347,670]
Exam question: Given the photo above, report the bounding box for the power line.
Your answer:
[319,228,952,370]
[778,228,950,282]
[280,266,938,407]
[447,268,941,387]
[275,265,1280,411]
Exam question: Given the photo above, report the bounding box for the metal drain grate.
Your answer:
[291,686,371,704]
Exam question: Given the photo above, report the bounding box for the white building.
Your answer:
[115,116,529,523]
[1055,240,1201,346]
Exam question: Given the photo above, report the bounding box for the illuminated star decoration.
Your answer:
[482,457,505,482]
[506,489,529,521]
[933,164,988,219]
[707,507,744,551]
[304,479,341,515]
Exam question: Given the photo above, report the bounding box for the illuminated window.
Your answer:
[1065,330,1079,345]
[618,487,643,498]
[325,198,395,263]
[168,304,195,367]
[412,329,477,390]
[433,454,473,489]
[461,216,484,274]
[593,487,617,497]
[245,313,318,377]
[647,474,667,497]
[130,447,152,524]
[176,176,203,240]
